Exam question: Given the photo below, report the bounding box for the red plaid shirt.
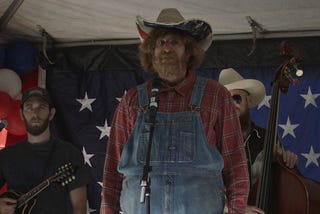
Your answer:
[100,73,249,214]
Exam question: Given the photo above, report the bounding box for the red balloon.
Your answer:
[5,131,26,147]
[0,183,7,194]
[5,100,26,136]
[20,67,38,93]
[0,91,12,119]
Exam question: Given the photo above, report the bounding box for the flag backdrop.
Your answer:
[46,39,320,213]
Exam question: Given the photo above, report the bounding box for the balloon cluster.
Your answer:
[0,40,38,144]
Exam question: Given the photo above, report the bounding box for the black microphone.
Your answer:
[0,120,8,132]
[149,78,162,122]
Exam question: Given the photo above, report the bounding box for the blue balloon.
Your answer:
[0,45,5,66]
[5,40,37,74]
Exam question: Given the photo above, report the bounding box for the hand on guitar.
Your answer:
[281,150,298,169]
[245,205,264,214]
[0,196,17,214]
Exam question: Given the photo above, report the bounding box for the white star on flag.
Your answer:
[96,119,111,140]
[82,147,94,167]
[257,95,271,109]
[116,90,127,102]
[300,86,320,108]
[97,181,103,187]
[278,116,299,138]
[301,146,320,167]
[76,92,96,112]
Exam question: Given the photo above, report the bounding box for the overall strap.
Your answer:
[189,76,208,107]
[137,81,149,109]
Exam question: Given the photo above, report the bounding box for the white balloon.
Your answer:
[0,68,22,98]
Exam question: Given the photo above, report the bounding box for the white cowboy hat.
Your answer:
[136,8,213,51]
[218,68,266,108]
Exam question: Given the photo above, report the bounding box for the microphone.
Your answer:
[149,78,162,122]
[0,120,8,131]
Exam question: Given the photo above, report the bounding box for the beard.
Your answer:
[153,52,188,80]
[23,115,50,136]
[239,109,251,132]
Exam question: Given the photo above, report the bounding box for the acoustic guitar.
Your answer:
[1,162,76,214]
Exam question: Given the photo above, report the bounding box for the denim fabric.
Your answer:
[118,77,225,214]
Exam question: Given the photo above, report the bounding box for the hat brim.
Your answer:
[224,79,266,108]
[136,15,213,51]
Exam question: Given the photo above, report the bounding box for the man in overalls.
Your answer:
[100,8,249,214]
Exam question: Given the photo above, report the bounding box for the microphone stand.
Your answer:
[140,78,161,214]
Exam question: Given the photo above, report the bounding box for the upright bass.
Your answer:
[254,41,320,214]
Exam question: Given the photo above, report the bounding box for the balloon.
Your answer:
[20,66,38,93]
[5,40,36,74]
[0,91,12,119]
[0,68,22,98]
[5,99,26,136]
[0,183,7,194]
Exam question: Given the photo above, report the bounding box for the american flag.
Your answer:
[47,65,320,213]
[47,68,152,213]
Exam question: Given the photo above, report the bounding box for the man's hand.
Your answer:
[282,150,298,168]
[0,197,17,214]
[245,205,264,214]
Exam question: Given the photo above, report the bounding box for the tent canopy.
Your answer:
[1,0,320,46]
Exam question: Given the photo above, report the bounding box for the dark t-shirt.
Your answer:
[0,137,91,214]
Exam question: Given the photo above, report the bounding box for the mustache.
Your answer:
[30,117,42,123]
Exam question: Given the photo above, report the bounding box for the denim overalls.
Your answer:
[118,77,225,214]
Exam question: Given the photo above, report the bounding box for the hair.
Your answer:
[138,28,205,73]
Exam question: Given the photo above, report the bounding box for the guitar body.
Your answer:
[0,163,75,214]
[272,161,320,214]
[1,190,36,214]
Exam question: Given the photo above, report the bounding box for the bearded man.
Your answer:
[219,68,298,214]
[0,87,91,214]
[100,8,249,214]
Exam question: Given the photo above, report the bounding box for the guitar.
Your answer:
[1,162,76,214]
[255,40,300,213]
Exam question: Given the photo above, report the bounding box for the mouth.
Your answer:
[30,120,41,125]
[160,56,177,63]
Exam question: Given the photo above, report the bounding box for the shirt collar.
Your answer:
[160,73,196,96]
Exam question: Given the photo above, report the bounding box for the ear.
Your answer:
[49,108,56,121]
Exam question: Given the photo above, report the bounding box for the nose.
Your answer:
[162,42,174,53]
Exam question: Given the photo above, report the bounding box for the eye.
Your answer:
[156,39,180,48]
[24,105,32,111]
[232,94,242,104]
[169,39,178,46]
[39,104,49,110]
[156,39,166,47]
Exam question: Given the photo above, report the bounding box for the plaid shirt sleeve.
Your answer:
[100,89,139,214]
[213,85,250,213]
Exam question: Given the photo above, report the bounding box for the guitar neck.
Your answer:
[15,163,75,209]
[17,179,51,208]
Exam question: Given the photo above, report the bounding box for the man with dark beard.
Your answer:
[100,8,249,214]
[219,68,298,214]
[0,87,91,214]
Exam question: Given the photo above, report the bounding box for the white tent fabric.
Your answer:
[1,0,320,46]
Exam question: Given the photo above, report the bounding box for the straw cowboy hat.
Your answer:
[136,8,213,51]
[218,68,266,108]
